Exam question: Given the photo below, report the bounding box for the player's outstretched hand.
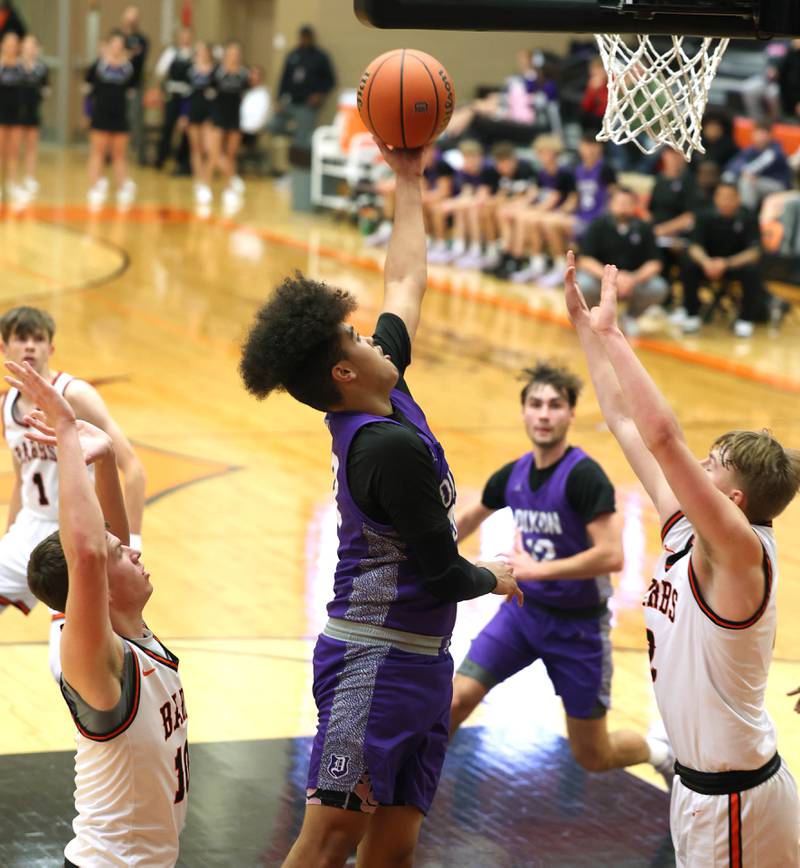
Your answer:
[478,559,524,607]
[788,686,800,714]
[4,360,75,427]
[564,250,591,329]
[589,264,620,336]
[372,136,427,179]
[24,409,113,467]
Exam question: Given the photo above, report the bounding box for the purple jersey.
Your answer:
[325,388,457,636]
[575,160,612,222]
[505,448,611,609]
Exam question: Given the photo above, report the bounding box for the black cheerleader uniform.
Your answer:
[85,59,135,133]
[186,63,216,124]
[19,60,49,128]
[210,66,249,131]
[0,61,23,126]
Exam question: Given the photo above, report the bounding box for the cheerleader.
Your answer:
[19,34,49,200]
[85,31,136,210]
[208,41,249,213]
[186,41,216,209]
[0,31,23,205]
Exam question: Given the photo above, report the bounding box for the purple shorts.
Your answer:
[459,600,612,719]
[306,634,453,815]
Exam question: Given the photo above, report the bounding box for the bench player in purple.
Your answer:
[451,360,675,782]
[240,141,521,868]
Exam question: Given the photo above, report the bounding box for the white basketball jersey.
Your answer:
[64,636,189,867]
[2,372,74,522]
[644,511,778,773]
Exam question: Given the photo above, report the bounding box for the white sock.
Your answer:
[468,241,482,256]
[531,253,546,271]
[646,735,669,768]
[451,238,466,255]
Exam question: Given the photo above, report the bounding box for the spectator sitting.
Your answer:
[534,133,617,286]
[497,134,576,281]
[642,146,701,307]
[693,110,738,173]
[724,121,791,210]
[241,64,270,138]
[456,141,535,270]
[579,57,608,135]
[675,182,780,337]
[364,148,454,248]
[427,140,488,263]
[778,39,800,120]
[575,187,668,336]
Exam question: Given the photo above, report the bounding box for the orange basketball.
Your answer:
[357,49,455,149]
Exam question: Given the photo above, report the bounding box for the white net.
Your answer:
[594,34,730,161]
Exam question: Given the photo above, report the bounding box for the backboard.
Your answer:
[354,0,800,38]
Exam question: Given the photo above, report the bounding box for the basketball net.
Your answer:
[594,34,729,161]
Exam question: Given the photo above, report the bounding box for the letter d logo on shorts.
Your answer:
[328,754,350,779]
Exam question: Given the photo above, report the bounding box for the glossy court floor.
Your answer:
[0,149,799,866]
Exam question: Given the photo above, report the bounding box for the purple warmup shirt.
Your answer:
[505,448,611,609]
[325,388,458,637]
[575,160,611,222]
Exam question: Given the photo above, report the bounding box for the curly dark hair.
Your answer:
[519,359,583,407]
[239,273,357,412]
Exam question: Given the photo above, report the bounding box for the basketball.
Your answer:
[357,49,456,149]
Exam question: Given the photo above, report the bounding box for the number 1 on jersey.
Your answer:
[32,472,49,506]
[173,740,190,803]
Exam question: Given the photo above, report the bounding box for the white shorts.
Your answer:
[671,761,800,867]
[0,509,58,614]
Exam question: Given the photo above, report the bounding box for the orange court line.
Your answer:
[10,203,800,395]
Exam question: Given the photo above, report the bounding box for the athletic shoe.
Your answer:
[229,175,246,195]
[116,179,136,210]
[681,315,702,335]
[479,248,502,270]
[22,176,39,196]
[537,264,566,288]
[194,183,213,206]
[510,261,542,283]
[364,222,392,247]
[667,305,687,326]
[427,244,456,264]
[733,319,754,338]
[454,250,485,269]
[769,297,791,327]
[222,186,243,217]
[7,183,31,209]
[87,181,107,210]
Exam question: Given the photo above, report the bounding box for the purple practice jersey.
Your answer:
[325,388,458,636]
[575,160,613,222]
[505,448,611,609]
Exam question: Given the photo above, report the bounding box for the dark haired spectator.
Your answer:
[778,39,800,119]
[120,5,149,164]
[725,122,791,210]
[579,57,608,134]
[695,111,739,172]
[268,25,335,175]
[575,188,667,336]
[694,159,721,207]
[676,182,778,338]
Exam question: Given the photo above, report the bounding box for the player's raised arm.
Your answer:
[5,362,123,709]
[374,139,428,342]
[565,253,679,524]
[582,263,764,593]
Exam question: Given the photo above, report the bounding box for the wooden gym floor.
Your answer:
[0,148,798,866]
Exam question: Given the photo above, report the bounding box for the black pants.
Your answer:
[680,257,771,323]
[157,96,190,170]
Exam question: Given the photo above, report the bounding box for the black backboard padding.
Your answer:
[354,0,800,39]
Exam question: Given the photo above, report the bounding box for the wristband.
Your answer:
[129,533,142,552]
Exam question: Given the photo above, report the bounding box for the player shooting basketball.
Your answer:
[564,251,800,867]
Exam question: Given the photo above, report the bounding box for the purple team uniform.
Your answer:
[461,447,615,719]
[307,387,457,813]
[573,160,616,235]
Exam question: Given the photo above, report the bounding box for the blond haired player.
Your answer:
[565,252,799,867]
[6,360,187,867]
[0,306,145,681]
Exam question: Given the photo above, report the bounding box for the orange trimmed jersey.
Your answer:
[3,372,74,521]
[644,511,778,773]
[64,636,188,867]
